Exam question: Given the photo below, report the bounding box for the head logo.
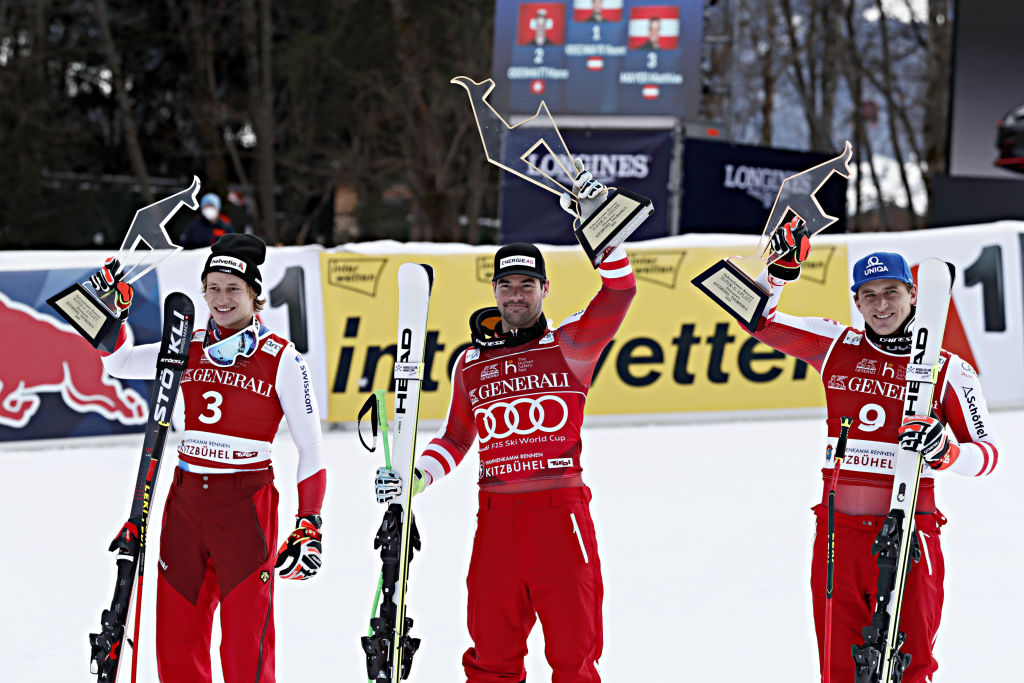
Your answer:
[0,292,147,429]
[474,395,568,442]
[828,375,848,390]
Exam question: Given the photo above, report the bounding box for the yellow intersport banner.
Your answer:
[320,244,851,422]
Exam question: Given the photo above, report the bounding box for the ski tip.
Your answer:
[945,261,956,285]
[420,264,434,292]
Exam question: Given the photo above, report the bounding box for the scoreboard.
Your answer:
[491,0,704,116]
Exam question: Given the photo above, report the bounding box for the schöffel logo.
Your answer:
[210,255,246,272]
[863,255,889,276]
[499,255,536,270]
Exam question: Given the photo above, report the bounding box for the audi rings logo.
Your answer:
[475,395,568,442]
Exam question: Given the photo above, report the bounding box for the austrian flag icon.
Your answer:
[641,85,660,100]
[586,56,604,71]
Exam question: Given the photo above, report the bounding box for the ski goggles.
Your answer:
[203,317,260,367]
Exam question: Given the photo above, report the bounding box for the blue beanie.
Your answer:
[850,252,913,292]
[200,192,222,211]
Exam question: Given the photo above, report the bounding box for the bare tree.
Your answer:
[93,0,153,203]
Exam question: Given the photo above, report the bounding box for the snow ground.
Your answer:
[1,410,1019,682]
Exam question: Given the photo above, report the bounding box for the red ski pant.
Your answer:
[811,505,946,683]
[462,486,603,683]
[156,467,279,683]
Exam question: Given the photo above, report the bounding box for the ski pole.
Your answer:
[824,415,853,683]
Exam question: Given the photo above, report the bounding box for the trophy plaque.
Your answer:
[452,76,653,267]
[47,177,201,352]
[691,142,853,331]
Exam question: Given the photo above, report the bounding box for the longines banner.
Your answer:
[681,138,847,235]
[320,242,852,422]
[500,127,673,244]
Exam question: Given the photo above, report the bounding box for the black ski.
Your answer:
[89,292,194,682]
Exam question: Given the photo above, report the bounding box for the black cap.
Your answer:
[201,234,266,296]
[492,243,546,282]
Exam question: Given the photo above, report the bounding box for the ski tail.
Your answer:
[852,259,953,683]
[89,292,194,682]
[360,264,432,682]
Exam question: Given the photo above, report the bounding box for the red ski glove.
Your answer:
[898,415,960,470]
[767,217,811,282]
[275,514,323,580]
[89,257,134,320]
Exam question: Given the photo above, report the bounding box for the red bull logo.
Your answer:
[0,292,146,428]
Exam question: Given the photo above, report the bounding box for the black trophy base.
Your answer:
[575,187,654,268]
[46,282,123,353]
[691,259,770,332]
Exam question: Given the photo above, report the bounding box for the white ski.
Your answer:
[853,257,955,683]
[390,263,433,682]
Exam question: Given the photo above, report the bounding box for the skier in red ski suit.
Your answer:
[377,166,636,683]
[96,234,326,682]
[744,220,1000,683]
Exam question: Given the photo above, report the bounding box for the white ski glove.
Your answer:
[559,159,608,223]
[375,466,427,504]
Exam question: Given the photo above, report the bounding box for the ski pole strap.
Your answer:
[357,393,380,453]
[394,362,424,381]
[905,363,938,385]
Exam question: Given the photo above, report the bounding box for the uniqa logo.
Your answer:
[864,255,889,275]
[475,395,568,442]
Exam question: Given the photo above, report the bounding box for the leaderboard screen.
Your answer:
[491,0,704,116]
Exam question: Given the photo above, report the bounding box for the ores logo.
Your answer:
[209,255,246,273]
[261,338,283,357]
[475,395,569,442]
[723,164,792,209]
[0,291,147,429]
[525,152,650,184]
[828,375,848,390]
[843,332,862,345]
[856,359,878,375]
[480,364,500,380]
[862,255,889,277]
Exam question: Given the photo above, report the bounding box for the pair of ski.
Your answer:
[359,263,434,682]
[88,293,195,682]
[828,258,955,683]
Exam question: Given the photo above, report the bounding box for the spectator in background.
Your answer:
[181,192,233,249]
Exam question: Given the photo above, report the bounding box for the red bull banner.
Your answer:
[0,267,162,442]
